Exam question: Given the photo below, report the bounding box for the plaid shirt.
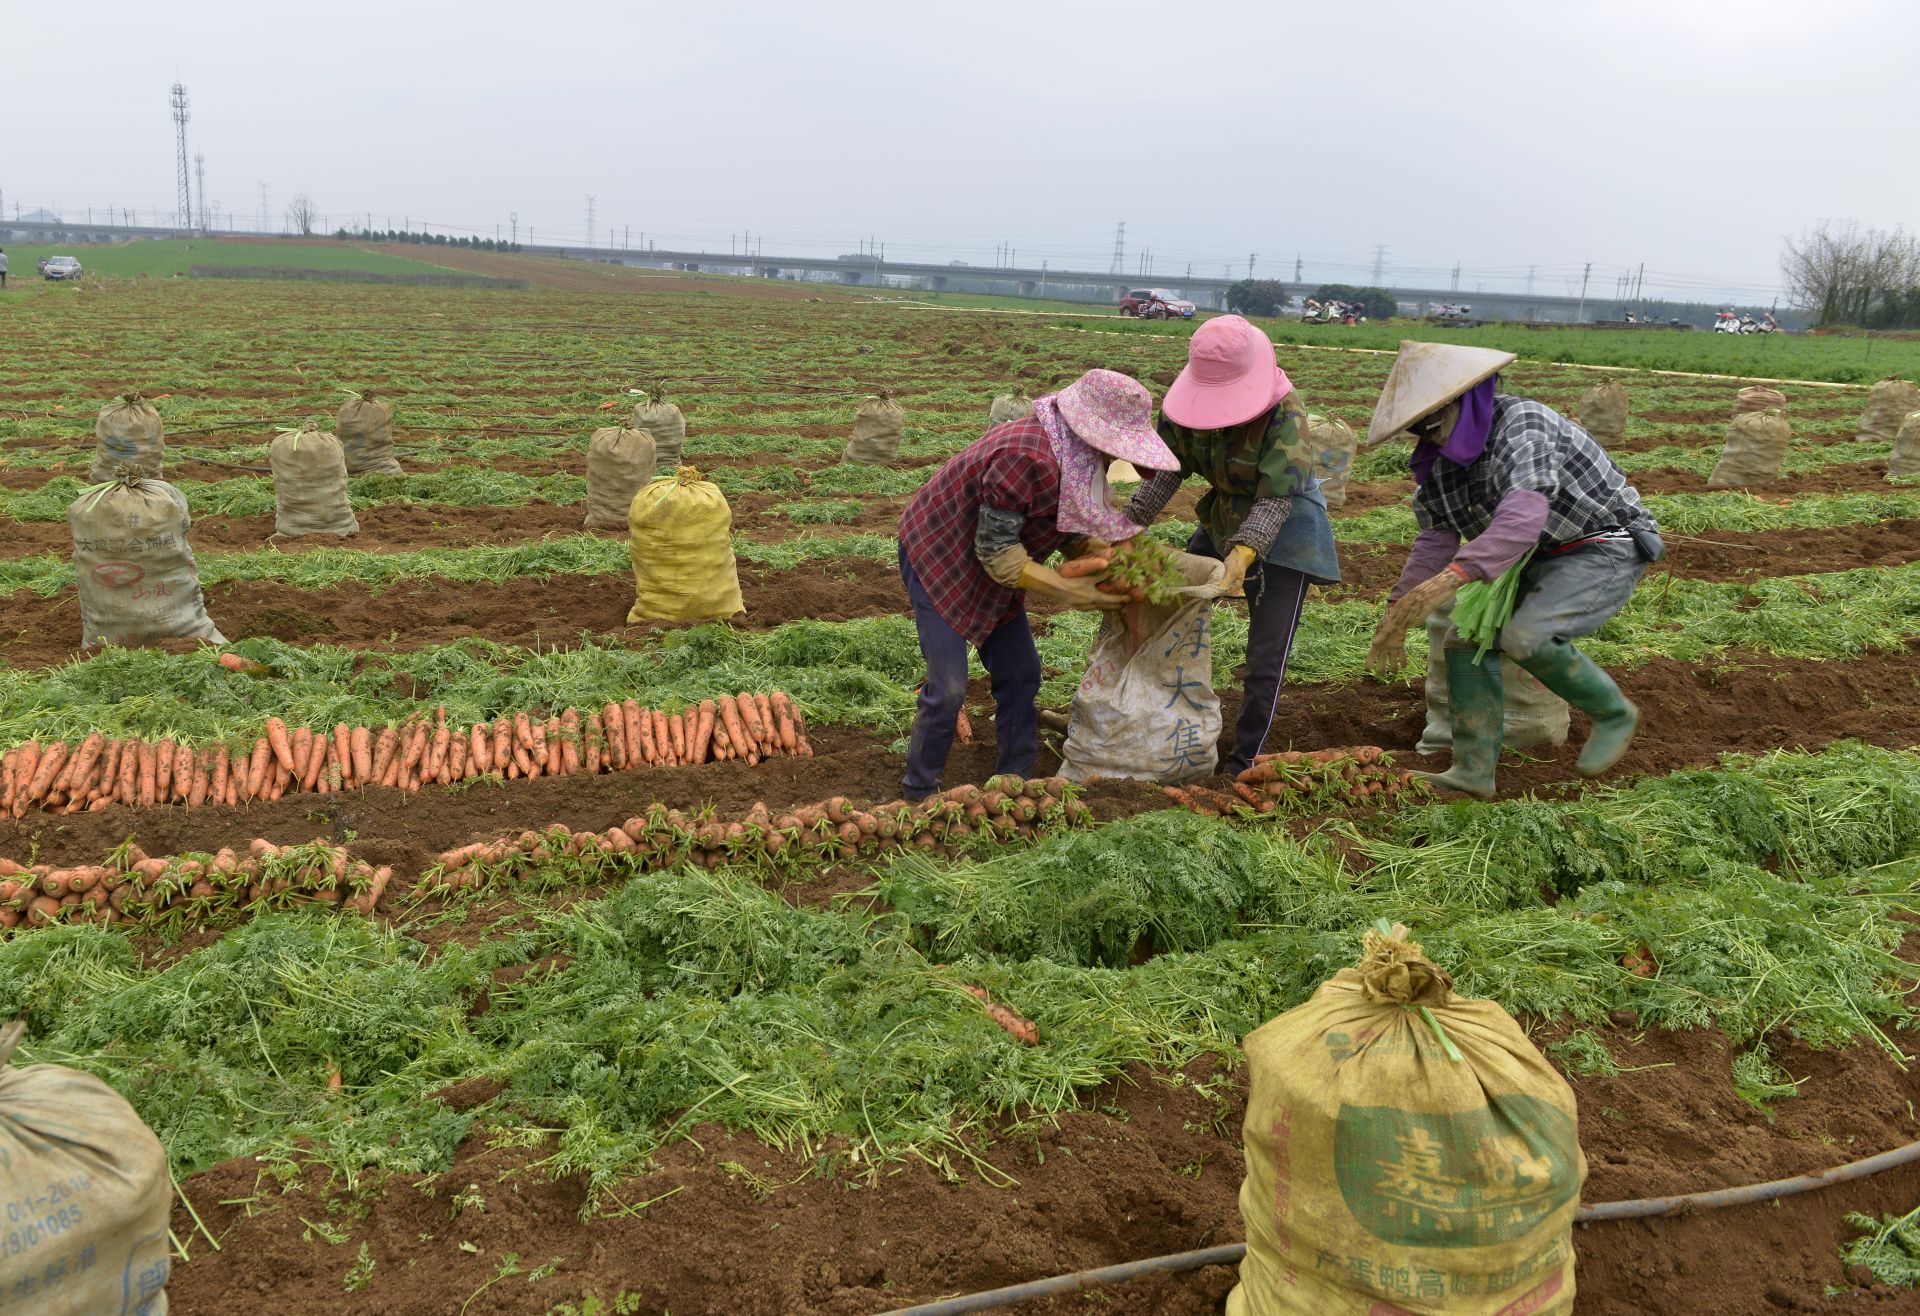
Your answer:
[1414,396,1656,545]
[898,417,1071,645]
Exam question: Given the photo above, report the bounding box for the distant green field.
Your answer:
[0,238,458,280]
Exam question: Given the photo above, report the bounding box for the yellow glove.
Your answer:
[1019,562,1128,611]
[1218,544,1257,598]
[1366,566,1467,677]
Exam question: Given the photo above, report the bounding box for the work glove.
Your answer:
[1217,544,1258,598]
[1366,565,1468,677]
[1019,562,1129,611]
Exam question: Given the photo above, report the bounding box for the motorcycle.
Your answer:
[1713,310,1743,334]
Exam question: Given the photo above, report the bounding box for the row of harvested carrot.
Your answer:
[0,840,390,930]
[0,691,810,816]
[1162,747,1425,816]
[430,776,1090,887]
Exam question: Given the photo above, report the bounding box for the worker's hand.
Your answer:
[1218,544,1258,598]
[1020,563,1129,611]
[1367,567,1467,677]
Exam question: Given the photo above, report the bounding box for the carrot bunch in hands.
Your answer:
[0,691,813,816]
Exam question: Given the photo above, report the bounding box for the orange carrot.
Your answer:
[24,740,68,809]
[467,723,489,774]
[403,722,430,774]
[449,735,468,781]
[770,693,800,753]
[291,725,314,779]
[114,741,141,804]
[244,738,272,800]
[154,738,177,802]
[66,734,107,801]
[492,718,512,773]
[333,724,354,786]
[560,708,583,776]
[1056,555,1111,578]
[602,702,626,769]
[528,715,548,763]
[265,717,296,774]
[736,692,766,749]
[717,695,749,759]
[371,726,399,783]
[186,750,210,807]
[634,706,658,764]
[753,694,777,753]
[352,726,374,783]
[691,700,716,764]
[622,703,645,764]
[668,712,687,763]
[170,741,192,803]
[10,742,41,813]
[544,717,563,775]
[652,710,673,765]
[300,729,328,792]
[210,744,230,805]
[583,713,603,774]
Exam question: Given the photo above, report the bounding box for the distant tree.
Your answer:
[334,227,351,241]
[285,193,318,236]
[1313,284,1398,320]
[1226,279,1292,317]
[1780,222,1920,328]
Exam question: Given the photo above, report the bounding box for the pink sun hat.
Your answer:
[1053,369,1179,470]
[1162,315,1293,430]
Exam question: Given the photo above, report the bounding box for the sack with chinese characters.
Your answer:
[1708,409,1791,488]
[0,1021,173,1314]
[844,393,905,465]
[68,475,226,649]
[268,422,359,538]
[1059,551,1224,784]
[1228,923,1586,1316]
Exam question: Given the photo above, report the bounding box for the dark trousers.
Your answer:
[900,546,1042,798]
[1187,529,1311,774]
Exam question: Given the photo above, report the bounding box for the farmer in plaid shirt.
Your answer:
[1363,342,1664,798]
[896,369,1178,801]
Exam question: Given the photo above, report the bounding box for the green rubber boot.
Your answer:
[1515,639,1640,776]
[1415,647,1504,800]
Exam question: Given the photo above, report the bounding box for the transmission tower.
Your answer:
[585,196,596,249]
[1371,244,1389,285]
[257,182,270,234]
[169,83,191,232]
[1109,222,1125,275]
[510,212,518,244]
[194,153,207,233]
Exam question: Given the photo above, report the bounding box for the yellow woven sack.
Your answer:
[1229,923,1585,1316]
[627,466,743,622]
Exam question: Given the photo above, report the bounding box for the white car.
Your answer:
[41,256,82,281]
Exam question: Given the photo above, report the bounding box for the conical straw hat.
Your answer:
[1107,459,1142,485]
[1366,342,1517,445]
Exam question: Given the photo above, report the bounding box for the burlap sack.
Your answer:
[336,390,403,476]
[0,1022,172,1314]
[1732,386,1786,418]
[89,393,164,482]
[69,476,225,648]
[989,394,1032,427]
[1576,382,1628,447]
[1858,376,1920,445]
[1307,414,1360,509]
[844,393,906,465]
[1418,607,1569,752]
[585,425,658,530]
[269,423,359,537]
[1060,553,1227,785]
[1228,925,1585,1316]
[1891,410,1920,480]
[633,390,687,472]
[627,466,743,622]
[1708,409,1792,487]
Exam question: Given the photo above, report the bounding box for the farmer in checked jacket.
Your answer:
[1364,342,1664,798]
[896,369,1178,801]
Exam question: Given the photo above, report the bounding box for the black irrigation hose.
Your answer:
[879,1136,1920,1316]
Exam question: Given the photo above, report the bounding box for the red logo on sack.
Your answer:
[91,562,146,588]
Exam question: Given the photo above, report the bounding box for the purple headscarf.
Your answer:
[1409,377,1498,485]
[1032,394,1145,542]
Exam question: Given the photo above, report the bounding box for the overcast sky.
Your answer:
[7,0,1915,303]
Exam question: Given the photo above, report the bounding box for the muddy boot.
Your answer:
[1414,647,1503,799]
[1514,639,1639,776]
